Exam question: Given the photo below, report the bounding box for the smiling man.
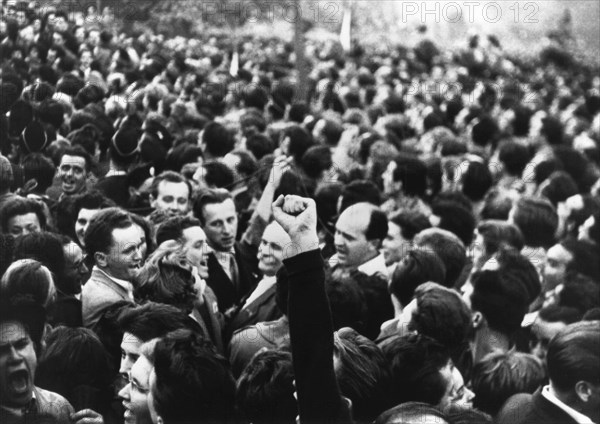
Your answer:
[57,146,91,200]
[81,208,144,329]
[149,171,191,216]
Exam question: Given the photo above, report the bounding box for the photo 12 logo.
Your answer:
[399,2,540,24]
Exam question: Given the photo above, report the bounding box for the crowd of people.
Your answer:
[1,1,600,423]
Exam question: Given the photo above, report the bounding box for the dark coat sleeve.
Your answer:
[283,249,352,424]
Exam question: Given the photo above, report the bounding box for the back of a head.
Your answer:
[410,282,472,358]
[390,249,446,307]
[471,350,545,416]
[431,200,476,246]
[561,239,600,283]
[546,321,600,395]
[382,333,451,407]
[375,402,449,424]
[511,196,558,249]
[284,124,313,163]
[326,269,367,333]
[559,272,600,315]
[494,246,541,305]
[236,350,297,424]
[470,270,529,336]
[339,180,382,213]
[21,153,56,193]
[1,259,54,308]
[462,160,493,202]
[152,329,236,424]
[498,141,531,176]
[117,302,194,342]
[413,228,466,288]
[392,154,428,198]
[155,215,202,246]
[203,121,233,158]
[477,220,524,256]
[14,231,65,278]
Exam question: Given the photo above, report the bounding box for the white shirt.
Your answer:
[358,253,389,279]
[94,266,134,301]
[243,275,276,309]
[541,385,595,424]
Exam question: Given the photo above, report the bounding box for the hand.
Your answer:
[272,195,319,255]
[71,409,104,424]
[269,155,293,190]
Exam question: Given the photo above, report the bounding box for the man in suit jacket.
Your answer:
[82,208,143,328]
[225,221,290,339]
[193,189,258,314]
[496,321,599,424]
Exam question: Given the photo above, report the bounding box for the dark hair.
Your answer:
[283,125,313,163]
[203,161,234,189]
[202,121,234,158]
[559,272,600,314]
[546,321,600,392]
[236,350,297,424]
[60,145,93,172]
[413,229,466,288]
[498,141,531,176]
[301,145,332,180]
[84,207,134,256]
[326,269,367,333]
[155,216,202,246]
[339,180,382,213]
[246,134,274,160]
[392,154,428,197]
[228,150,258,179]
[561,239,600,282]
[151,329,236,423]
[14,231,65,279]
[35,326,111,411]
[431,201,476,246]
[117,302,194,342]
[149,171,191,200]
[462,161,493,202]
[471,351,545,416]
[0,297,46,353]
[390,250,446,307]
[540,171,579,207]
[389,210,431,241]
[334,328,393,422]
[134,250,198,314]
[0,196,47,233]
[166,143,203,174]
[410,283,472,360]
[480,188,517,221]
[382,334,451,406]
[192,188,233,226]
[21,153,56,193]
[511,196,558,249]
[476,220,524,257]
[1,259,54,308]
[494,246,541,304]
[365,207,389,243]
[538,305,582,325]
[470,270,529,336]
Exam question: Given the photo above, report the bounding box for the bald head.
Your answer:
[334,202,388,268]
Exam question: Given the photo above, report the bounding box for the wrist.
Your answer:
[286,233,320,258]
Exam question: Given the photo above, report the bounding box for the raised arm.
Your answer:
[272,195,351,423]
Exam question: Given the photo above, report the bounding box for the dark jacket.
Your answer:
[495,388,579,424]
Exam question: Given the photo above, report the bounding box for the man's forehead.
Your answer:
[158,180,189,196]
[0,321,29,342]
[121,332,143,352]
[61,155,86,166]
[337,208,369,234]
[204,199,236,218]
[183,225,206,241]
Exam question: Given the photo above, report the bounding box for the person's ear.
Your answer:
[95,251,108,268]
[472,311,484,329]
[575,381,594,403]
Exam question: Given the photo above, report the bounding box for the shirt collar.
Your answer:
[542,385,595,424]
[357,253,388,279]
[94,266,134,300]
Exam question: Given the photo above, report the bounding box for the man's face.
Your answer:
[7,213,41,237]
[182,226,208,279]
[118,355,153,424]
[382,222,409,266]
[334,207,375,268]
[530,317,567,363]
[151,181,190,215]
[102,225,144,281]
[543,244,572,293]
[76,208,100,247]
[439,361,473,410]
[120,332,143,376]
[59,155,88,195]
[202,199,238,252]
[62,242,88,294]
[258,222,291,277]
[0,321,37,408]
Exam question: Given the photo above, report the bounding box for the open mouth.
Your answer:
[7,369,30,395]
